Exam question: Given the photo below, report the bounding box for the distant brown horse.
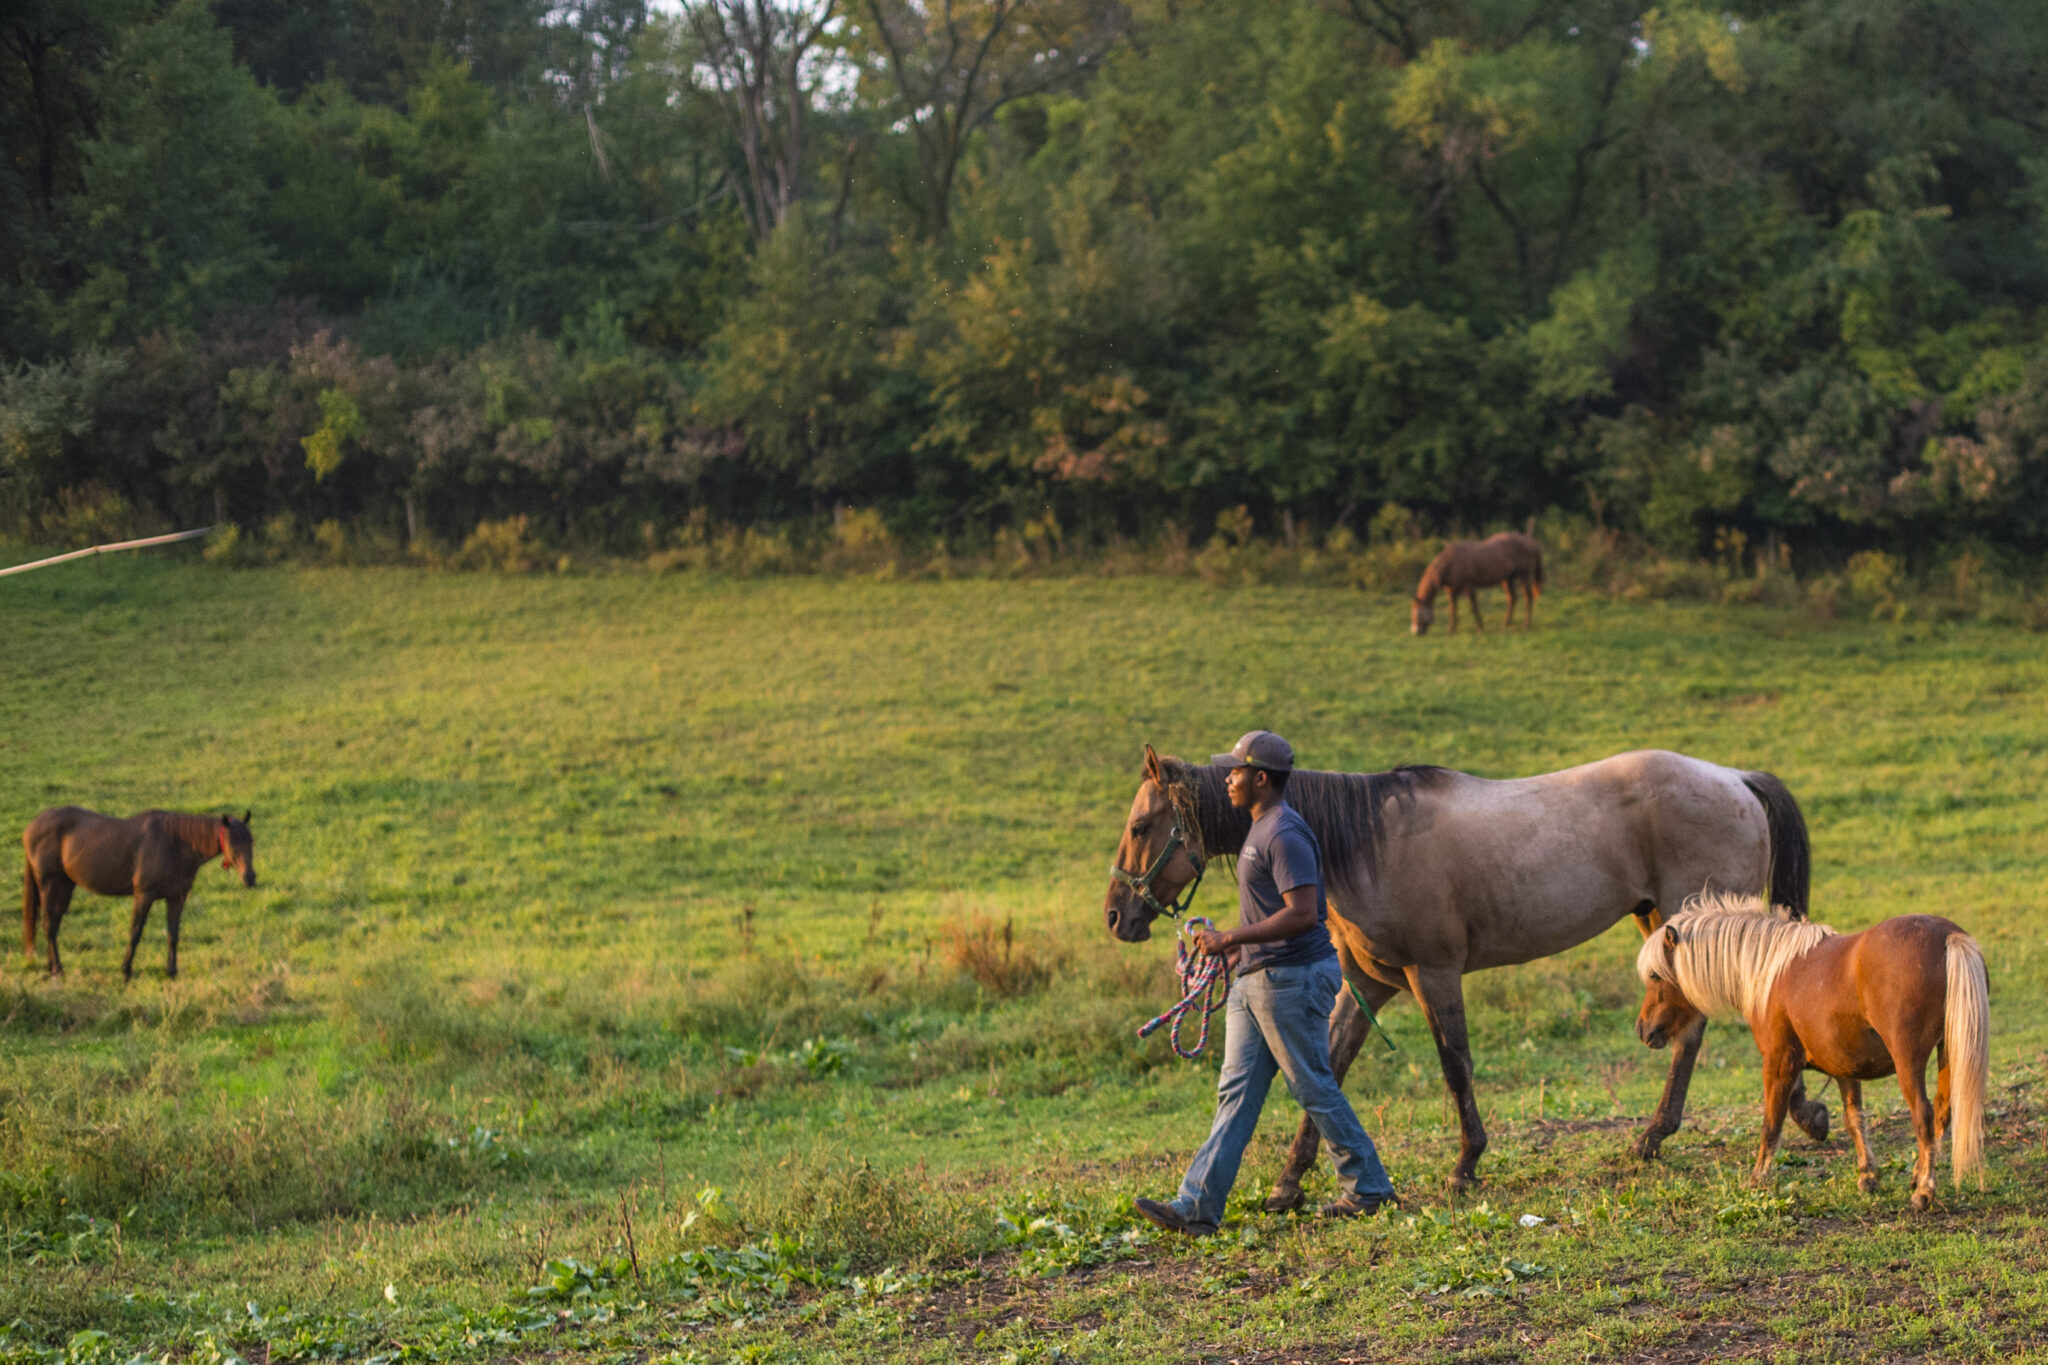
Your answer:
[21,807,257,979]
[1411,532,1544,634]
[1637,893,1987,1210]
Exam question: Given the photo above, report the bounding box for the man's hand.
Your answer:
[1192,925,1232,957]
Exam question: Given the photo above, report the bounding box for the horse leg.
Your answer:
[1467,588,1484,633]
[1527,580,1539,629]
[1503,578,1517,628]
[1267,971,1399,1212]
[1934,1039,1952,1144]
[1634,1013,1707,1160]
[1448,593,1459,634]
[121,892,154,982]
[1839,1078,1879,1194]
[1788,1076,1830,1142]
[1752,1042,1801,1186]
[1405,965,1487,1190]
[165,893,185,979]
[1898,1050,1940,1211]
[22,863,39,958]
[41,879,73,977]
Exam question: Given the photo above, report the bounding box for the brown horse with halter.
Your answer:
[1637,893,1987,1210]
[21,807,257,979]
[1105,746,1823,1197]
[1411,532,1544,634]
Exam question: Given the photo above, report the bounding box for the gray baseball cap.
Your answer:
[1211,730,1295,771]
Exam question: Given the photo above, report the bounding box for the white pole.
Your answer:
[0,526,216,579]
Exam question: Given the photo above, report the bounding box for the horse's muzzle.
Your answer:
[1637,1019,1667,1049]
[1104,890,1152,942]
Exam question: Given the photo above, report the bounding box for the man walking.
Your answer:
[1135,730,1395,1235]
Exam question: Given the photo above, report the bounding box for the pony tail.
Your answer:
[1944,932,1989,1189]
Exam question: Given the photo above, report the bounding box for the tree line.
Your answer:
[3,0,2046,568]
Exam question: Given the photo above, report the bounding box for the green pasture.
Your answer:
[2,556,2046,1363]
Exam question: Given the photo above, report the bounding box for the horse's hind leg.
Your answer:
[1789,1076,1830,1142]
[22,863,39,958]
[1407,964,1487,1189]
[1934,1039,1952,1144]
[164,893,185,979]
[40,879,73,977]
[1898,1048,1941,1211]
[1503,578,1518,628]
[1840,1079,1879,1194]
[1267,971,1398,1211]
[121,892,154,982]
[1466,589,1484,633]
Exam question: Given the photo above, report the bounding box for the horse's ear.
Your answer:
[220,813,231,826]
[1662,924,1679,950]
[1143,744,1163,785]
[241,809,252,825]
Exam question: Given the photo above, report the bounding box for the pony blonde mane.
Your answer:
[1635,891,1837,1027]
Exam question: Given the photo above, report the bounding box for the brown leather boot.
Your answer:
[1133,1197,1218,1237]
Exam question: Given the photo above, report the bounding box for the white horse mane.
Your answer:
[1635,891,1837,1027]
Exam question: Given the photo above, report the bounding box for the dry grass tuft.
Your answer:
[943,914,1060,998]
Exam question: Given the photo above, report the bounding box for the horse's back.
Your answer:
[1374,751,1769,968]
[25,806,146,893]
[1846,915,1969,1001]
[1780,915,1965,1071]
[24,806,103,851]
[1442,532,1542,586]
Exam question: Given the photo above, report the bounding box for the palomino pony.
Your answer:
[1637,893,1987,1210]
[1105,747,1823,1196]
[1411,532,1544,634]
[21,807,257,979]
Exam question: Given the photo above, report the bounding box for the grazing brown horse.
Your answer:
[1105,747,1822,1195]
[21,807,257,979]
[1637,894,1987,1210]
[1411,532,1544,634]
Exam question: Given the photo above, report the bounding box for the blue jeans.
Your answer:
[1171,956,1393,1225]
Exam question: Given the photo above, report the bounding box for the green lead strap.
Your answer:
[1348,979,1399,1054]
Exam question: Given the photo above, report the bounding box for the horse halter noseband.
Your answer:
[1111,821,1206,922]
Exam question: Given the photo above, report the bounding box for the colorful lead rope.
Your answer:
[1136,916,1231,1059]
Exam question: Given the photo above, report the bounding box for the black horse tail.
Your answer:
[21,862,38,957]
[1742,771,1810,919]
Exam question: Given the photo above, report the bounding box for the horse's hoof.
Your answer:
[1858,1174,1880,1195]
[1630,1132,1666,1162]
[1909,1191,1932,1213]
[1793,1103,1829,1143]
[1446,1171,1481,1194]
[1261,1186,1304,1214]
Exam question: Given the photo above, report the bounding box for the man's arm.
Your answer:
[1192,885,1316,956]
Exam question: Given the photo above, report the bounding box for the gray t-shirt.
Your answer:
[1234,802,1337,975]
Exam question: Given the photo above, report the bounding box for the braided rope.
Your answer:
[1136,916,1231,1059]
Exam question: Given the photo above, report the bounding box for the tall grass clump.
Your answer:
[0,1058,475,1233]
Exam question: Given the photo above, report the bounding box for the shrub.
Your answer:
[458,515,540,572]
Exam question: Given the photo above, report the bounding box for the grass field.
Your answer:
[2,554,2047,1364]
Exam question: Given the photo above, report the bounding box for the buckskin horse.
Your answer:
[1104,747,1821,1197]
[1411,532,1544,634]
[1637,893,1987,1210]
[21,807,257,979]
